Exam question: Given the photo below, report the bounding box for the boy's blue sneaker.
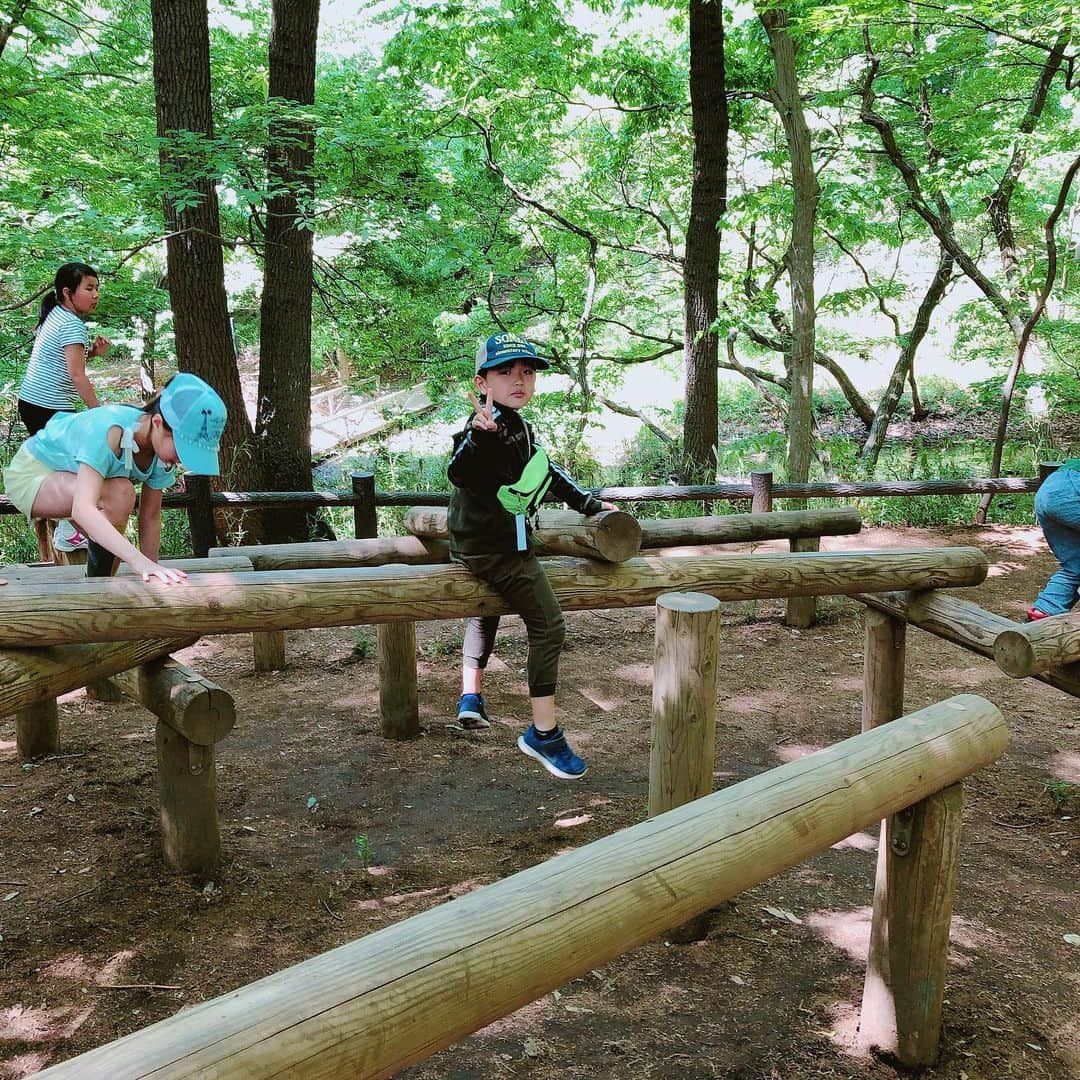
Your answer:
[456,693,491,730]
[517,724,588,780]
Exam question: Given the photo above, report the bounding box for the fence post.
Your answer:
[156,720,220,879]
[186,476,216,558]
[859,608,960,1066]
[750,470,773,513]
[1038,460,1061,485]
[379,622,420,740]
[352,472,378,539]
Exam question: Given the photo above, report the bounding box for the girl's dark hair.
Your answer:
[141,375,172,428]
[36,262,99,330]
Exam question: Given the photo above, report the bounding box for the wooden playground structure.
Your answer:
[3,503,1076,1074]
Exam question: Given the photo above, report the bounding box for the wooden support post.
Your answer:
[378,623,420,740]
[253,631,287,673]
[15,700,60,759]
[861,608,905,733]
[352,472,378,539]
[649,591,721,943]
[649,592,720,817]
[859,783,964,1066]
[155,720,220,879]
[1037,460,1061,484]
[750,470,773,512]
[860,606,957,1066]
[784,536,819,628]
[185,476,217,558]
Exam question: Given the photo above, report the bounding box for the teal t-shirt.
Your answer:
[26,404,175,490]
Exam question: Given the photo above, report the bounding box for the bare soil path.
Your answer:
[1,525,1077,1078]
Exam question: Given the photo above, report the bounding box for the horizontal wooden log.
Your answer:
[113,658,235,746]
[0,556,253,583]
[34,694,1007,1079]
[208,536,448,572]
[0,548,988,648]
[638,507,862,548]
[856,591,1080,699]
[993,613,1080,678]
[404,506,642,563]
[0,637,197,719]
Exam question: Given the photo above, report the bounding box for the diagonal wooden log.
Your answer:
[857,590,1080,699]
[0,637,197,720]
[993,611,1080,678]
[0,548,988,649]
[405,507,642,563]
[32,694,1007,1080]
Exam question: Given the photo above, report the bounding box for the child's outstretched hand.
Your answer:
[467,390,497,432]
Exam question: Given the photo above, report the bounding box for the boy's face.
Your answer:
[476,359,536,409]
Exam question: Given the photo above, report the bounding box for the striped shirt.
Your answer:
[18,306,89,410]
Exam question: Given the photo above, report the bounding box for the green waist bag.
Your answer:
[497,449,552,551]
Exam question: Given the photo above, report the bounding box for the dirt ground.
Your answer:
[1,525,1077,1079]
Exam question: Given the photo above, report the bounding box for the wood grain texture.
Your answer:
[0,548,988,648]
[208,536,447,571]
[993,611,1080,677]
[34,695,1006,1080]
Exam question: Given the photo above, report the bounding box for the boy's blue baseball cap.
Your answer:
[475,333,550,374]
[160,372,227,476]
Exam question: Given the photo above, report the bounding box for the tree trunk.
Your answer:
[760,6,818,491]
[150,0,259,517]
[256,0,321,544]
[860,249,953,474]
[681,0,728,481]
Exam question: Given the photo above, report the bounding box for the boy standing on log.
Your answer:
[447,333,615,779]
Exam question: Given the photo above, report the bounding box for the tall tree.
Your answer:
[681,0,729,479]
[758,4,818,487]
[151,0,257,506]
[256,0,320,543]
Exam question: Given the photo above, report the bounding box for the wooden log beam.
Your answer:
[0,556,253,582]
[112,657,235,746]
[404,507,642,563]
[0,637,197,720]
[0,548,988,648]
[34,695,1007,1080]
[993,613,1080,678]
[856,591,1080,699]
[639,507,862,548]
[207,536,448,571]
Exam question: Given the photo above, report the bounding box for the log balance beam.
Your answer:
[403,504,862,554]
[0,547,987,649]
[993,611,1080,679]
[34,694,1007,1079]
[857,590,1080,699]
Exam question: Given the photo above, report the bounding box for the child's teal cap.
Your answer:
[475,333,550,374]
[160,372,227,476]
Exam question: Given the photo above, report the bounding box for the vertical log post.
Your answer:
[352,471,378,540]
[1037,460,1060,485]
[15,700,60,759]
[750,469,773,513]
[784,536,819,628]
[859,608,961,1067]
[156,720,220,879]
[379,622,420,740]
[649,591,721,942]
[185,476,217,558]
[649,592,720,812]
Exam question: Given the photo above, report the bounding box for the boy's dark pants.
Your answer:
[456,551,566,698]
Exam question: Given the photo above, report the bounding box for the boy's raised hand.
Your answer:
[467,389,497,432]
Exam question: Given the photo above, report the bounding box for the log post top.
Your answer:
[656,592,722,614]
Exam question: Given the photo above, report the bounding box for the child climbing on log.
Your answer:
[447,333,615,779]
[2,372,226,583]
[1026,464,1080,620]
